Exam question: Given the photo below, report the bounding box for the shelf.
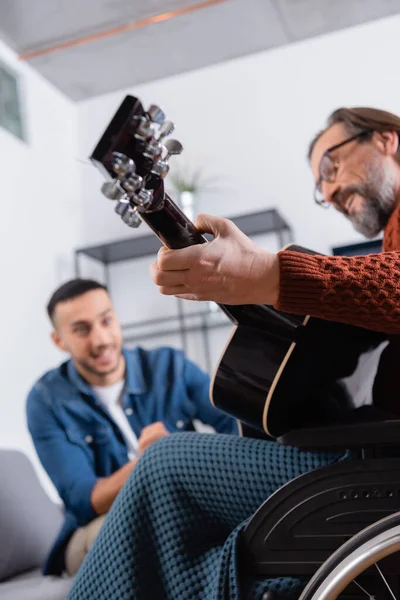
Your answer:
[124,319,233,343]
[121,307,225,333]
[122,307,230,340]
[75,208,292,264]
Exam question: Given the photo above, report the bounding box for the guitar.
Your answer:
[90,95,388,438]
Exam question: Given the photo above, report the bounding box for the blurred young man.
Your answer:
[27,279,237,575]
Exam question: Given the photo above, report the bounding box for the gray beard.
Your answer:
[350,196,394,238]
[346,162,396,238]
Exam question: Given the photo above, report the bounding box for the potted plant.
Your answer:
[168,165,218,222]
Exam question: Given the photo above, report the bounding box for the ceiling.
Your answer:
[1,0,400,101]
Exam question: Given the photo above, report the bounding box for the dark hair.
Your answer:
[47,279,108,323]
[308,107,400,161]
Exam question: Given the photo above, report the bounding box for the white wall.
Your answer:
[0,40,81,497]
[78,14,400,251]
[77,14,400,369]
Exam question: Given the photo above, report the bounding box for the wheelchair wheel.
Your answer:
[299,512,400,599]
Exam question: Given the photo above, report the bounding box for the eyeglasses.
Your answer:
[314,130,373,207]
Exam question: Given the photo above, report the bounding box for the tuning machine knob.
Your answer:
[163,139,183,159]
[151,160,169,178]
[111,152,135,178]
[121,207,142,228]
[135,188,154,210]
[155,120,174,141]
[143,139,163,160]
[115,200,142,228]
[114,200,130,216]
[123,173,143,193]
[151,139,183,178]
[147,104,165,125]
[132,116,151,141]
[101,180,126,201]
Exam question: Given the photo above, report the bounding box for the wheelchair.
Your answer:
[242,418,400,599]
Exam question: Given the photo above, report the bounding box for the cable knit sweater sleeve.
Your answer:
[275,250,400,334]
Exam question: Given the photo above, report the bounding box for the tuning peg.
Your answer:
[135,188,154,210]
[151,139,183,178]
[121,207,142,228]
[156,120,174,141]
[114,200,130,216]
[163,139,183,159]
[143,139,163,160]
[133,116,151,141]
[123,173,143,193]
[151,159,169,179]
[111,152,135,178]
[147,104,165,125]
[101,180,126,201]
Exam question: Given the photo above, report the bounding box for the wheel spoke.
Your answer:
[374,563,397,600]
[353,578,375,598]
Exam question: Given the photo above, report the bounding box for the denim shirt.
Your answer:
[26,346,238,575]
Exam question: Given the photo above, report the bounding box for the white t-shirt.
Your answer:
[93,379,138,460]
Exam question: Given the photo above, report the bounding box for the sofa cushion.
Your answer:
[0,450,63,581]
[0,569,73,600]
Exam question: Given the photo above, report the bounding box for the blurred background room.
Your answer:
[0,0,398,523]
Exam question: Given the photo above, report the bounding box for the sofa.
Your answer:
[0,449,73,599]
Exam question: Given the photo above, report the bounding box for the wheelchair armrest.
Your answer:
[278,419,400,450]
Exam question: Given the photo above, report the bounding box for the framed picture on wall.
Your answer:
[0,61,25,141]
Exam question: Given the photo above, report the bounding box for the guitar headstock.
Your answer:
[90,95,183,229]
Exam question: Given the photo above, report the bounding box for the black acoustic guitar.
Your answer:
[90,95,388,438]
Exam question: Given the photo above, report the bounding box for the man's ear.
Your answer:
[374,131,399,156]
[51,329,67,352]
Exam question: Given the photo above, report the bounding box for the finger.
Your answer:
[139,423,154,436]
[139,431,167,451]
[138,439,152,453]
[151,265,189,287]
[140,422,166,437]
[153,422,168,433]
[194,213,229,236]
[139,431,157,445]
[150,260,159,283]
[142,422,166,435]
[138,434,156,450]
[175,293,204,301]
[158,285,189,296]
[157,245,203,271]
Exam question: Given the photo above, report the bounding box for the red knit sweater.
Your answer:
[277,204,400,334]
[276,204,400,415]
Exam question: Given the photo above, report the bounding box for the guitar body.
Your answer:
[210,302,305,437]
[211,300,387,438]
[90,95,388,439]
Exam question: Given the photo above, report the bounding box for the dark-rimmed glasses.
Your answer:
[314,130,373,207]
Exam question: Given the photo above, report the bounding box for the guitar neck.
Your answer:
[142,193,206,250]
